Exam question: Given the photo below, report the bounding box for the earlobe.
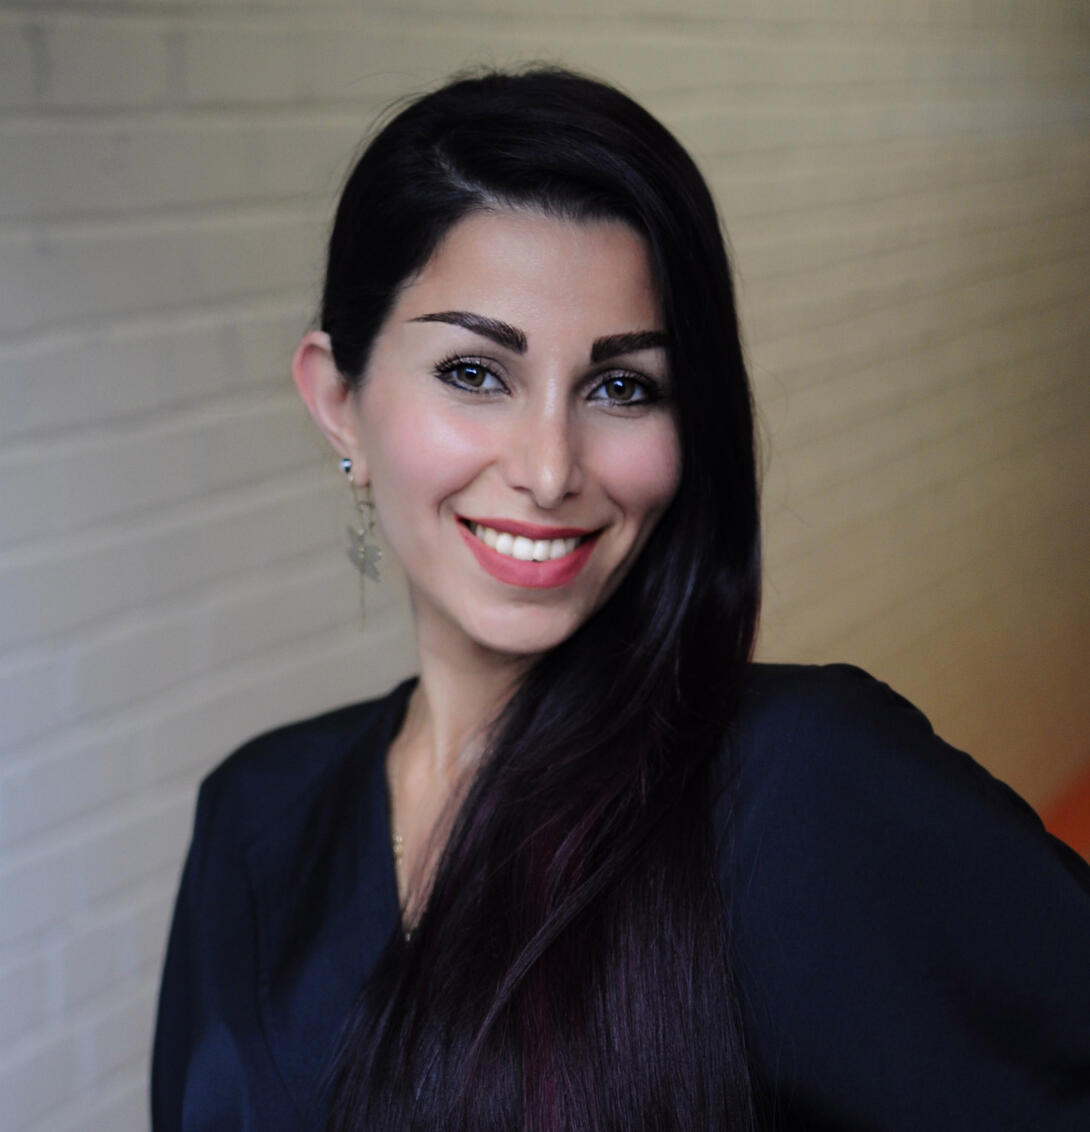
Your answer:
[291,330,369,480]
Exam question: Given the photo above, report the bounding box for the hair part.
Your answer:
[322,66,762,1132]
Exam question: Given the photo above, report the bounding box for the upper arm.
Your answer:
[730,665,1090,1130]
[150,771,267,1130]
[152,779,217,1131]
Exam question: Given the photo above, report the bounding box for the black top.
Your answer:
[151,663,1090,1129]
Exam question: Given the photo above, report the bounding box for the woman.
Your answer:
[152,68,1090,1130]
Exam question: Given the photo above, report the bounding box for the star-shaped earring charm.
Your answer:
[346,524,382,582]
[339,462,382,625]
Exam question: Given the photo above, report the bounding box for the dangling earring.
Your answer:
[341,457,381,623]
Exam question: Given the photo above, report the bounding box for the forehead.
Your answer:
[389,209,662,338]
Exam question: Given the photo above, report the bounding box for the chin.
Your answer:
[465,604,592,660]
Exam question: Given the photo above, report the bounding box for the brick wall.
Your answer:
[0,2,1087,1128]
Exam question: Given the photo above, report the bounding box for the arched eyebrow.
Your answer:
[409,311,667,363]
[409,312,527,353]
[589,331,668,363]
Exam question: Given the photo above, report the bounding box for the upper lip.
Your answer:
[459,516,599,540]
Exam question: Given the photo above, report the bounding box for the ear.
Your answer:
[291,330,369,482]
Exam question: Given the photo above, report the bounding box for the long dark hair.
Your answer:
[322,68,762,1131]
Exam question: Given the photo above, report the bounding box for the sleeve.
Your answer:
[149,770,281,1132]
[731,665,1090,1132]
[151,779,216,1132]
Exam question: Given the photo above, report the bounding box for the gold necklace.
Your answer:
[387,764,413,940]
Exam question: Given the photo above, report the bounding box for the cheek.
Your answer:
[594,421,681,519]
[360,394,495,515]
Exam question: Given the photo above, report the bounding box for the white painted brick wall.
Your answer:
[1,1,1087,1128]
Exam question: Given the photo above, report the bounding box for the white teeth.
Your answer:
[469,523,584,562]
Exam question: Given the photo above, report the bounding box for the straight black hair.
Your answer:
[322,67,762,1131]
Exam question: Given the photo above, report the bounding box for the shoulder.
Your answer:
[193,677,415,854]
[726,663,1090,1126]
[739,660,976,766]
[154,680,414,1127]
[732,661,1051,846]
[728,660,1088,925]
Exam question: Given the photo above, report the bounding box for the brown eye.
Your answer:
[592,375,650,405]
[434,358,505,393]
[454,363,486,387]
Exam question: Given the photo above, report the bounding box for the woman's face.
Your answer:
[352,208,681,660]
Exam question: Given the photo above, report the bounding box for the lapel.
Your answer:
[244,682,411,1117]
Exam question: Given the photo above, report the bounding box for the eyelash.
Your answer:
[432,354,665,407]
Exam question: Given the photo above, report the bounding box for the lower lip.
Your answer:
[457,523,599,589]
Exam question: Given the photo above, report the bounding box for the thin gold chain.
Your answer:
[387,763,412,940]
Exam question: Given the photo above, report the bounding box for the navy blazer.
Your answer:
[152,664,1090,1129]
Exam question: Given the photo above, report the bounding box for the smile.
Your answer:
[457,517,600,589]
[467,522,585,562]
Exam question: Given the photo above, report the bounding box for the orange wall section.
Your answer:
[1041,762,1090,861]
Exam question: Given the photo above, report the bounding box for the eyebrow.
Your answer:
[589,330,668,363]
[409,311,527,353]
[409,311,668,364]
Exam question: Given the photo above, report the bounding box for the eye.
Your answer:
[434,357,506,394]
[589,374,656,406]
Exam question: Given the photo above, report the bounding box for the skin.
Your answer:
[293,209,681,913]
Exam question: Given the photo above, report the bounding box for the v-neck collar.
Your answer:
[244,677,417,1120]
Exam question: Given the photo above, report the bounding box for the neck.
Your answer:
[398,605,533,785]
[385,607,532,918]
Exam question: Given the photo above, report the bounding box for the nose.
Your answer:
[503,400,583,509]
